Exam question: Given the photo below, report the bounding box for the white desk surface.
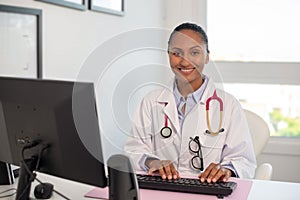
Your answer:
[1,173,300,200]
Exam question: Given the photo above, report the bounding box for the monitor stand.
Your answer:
[16,156,38,200]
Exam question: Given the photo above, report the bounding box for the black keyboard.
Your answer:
[136,174,237,198]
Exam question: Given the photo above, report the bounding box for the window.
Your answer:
[207,0,300,137]
[207,0,300,62]
[224,83,300,137]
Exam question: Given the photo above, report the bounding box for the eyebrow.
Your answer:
[170,45,203,51]
[190,45,203,49]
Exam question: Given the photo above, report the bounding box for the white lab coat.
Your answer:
[124,77,256,178]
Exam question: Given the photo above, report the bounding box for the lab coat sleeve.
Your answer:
[124,97,159,172]
[220,97,257,179]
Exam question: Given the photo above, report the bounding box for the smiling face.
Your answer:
[168,29,209,91]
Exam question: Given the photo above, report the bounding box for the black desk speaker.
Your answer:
[107,154,139,200]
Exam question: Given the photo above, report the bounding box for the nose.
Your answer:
[180,56,190,67]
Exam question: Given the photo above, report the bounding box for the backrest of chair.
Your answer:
[244,109,270,157]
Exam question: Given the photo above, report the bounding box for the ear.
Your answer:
[205,52,210,64]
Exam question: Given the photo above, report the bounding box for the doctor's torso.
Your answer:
[139,78,241,176]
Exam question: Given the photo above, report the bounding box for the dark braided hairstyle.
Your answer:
[168,22,210,53]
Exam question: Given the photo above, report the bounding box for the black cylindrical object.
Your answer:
[107,154,139,200]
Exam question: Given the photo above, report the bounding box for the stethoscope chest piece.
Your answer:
[160,127,172,138]
[161,102,172,138]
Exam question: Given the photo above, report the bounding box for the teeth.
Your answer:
[180,68,194,72]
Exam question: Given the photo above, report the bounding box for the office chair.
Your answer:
[244,109,273,180]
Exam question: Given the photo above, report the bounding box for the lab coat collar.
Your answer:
[155,76,219,133]
[199,76,217,104]
[156,79,180,133]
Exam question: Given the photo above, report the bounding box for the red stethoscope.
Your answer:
[160,103,173,138]
[205,90,225,135]
[160,90,224,138]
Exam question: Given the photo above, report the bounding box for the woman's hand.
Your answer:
[146,159,180,180]
[198,163,232,183]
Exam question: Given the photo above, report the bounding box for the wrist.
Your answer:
[145,158,159,168]
[226,168,235,177]
[221,164,237,177]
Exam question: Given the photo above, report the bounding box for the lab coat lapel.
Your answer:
[200,77,217,104]
[155,77,218,136]
[156,87,180,134]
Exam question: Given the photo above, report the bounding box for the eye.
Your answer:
[172,51,182,57]
[191,51,200,56]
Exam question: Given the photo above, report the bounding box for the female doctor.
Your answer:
[124,22,256,183]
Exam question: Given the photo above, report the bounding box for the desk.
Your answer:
[0,173,300,200]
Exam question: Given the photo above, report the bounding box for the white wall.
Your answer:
[258,137,300,183]
[164,0,207,30]
[0,0,166,80]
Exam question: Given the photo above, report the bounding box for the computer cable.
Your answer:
[31,144,70,200]
[16,144,40,200]
[17,143,70,200]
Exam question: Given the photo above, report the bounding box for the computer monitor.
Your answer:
[0,76,107,199]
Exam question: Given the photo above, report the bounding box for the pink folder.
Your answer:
[85,178,253,200]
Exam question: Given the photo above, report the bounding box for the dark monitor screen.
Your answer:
[0,77,107,191]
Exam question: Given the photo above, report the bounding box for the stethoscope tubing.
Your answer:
[160,90,224,138]
[205,90,224,135]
